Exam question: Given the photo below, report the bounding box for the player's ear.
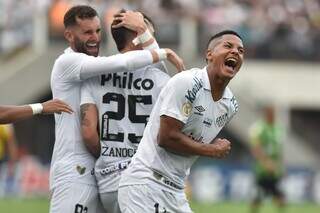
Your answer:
[206,49,213,63]
[64,29,73,43]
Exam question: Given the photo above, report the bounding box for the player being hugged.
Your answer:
[49,5,184,213]
[118,30,244,213]
[80,9,183,213]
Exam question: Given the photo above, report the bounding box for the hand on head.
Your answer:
[112,10,146,34]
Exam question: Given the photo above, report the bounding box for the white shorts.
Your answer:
[100,191,121,213]
[50,182,105,213]
[118,184,193,213]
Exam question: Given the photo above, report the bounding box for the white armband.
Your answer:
[132,29,153,46]
[155,49,167,61]
[29,103,43,115]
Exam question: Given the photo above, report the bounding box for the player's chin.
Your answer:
[86,48,99,57]
[222,68,237,79]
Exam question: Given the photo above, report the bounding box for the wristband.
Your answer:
[132,29,153,46]
[155,49,167,61]
[29,103,43,115]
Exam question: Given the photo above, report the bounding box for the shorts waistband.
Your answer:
[152,171,183,190]
[99,160,131,176]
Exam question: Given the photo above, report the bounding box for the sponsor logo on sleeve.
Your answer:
[216,113,228,127]
[231,96,239,113]
[185,77,203,103]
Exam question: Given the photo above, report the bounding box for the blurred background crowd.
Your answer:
[1,0,320,60]
[0,0,320,211]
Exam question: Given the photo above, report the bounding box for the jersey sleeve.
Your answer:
[55,50,154,82]
[142,39,168,74]
[53,53,85,82]
[79,50,154,80]
[227,95,239,123]
[159,73,193,124]
[80,78,97,106]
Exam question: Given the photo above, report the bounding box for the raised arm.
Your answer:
[0,99,73,124]
[158,115,231,158]
[112,10,169,73]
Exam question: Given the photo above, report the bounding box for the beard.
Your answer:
[74,37,99,57]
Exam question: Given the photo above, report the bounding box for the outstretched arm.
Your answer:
[158,115,231,158]
[80,103,100,158]
[79,48,184,80]
[0,99,73,124]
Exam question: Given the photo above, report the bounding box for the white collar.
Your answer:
[202,66,233,99]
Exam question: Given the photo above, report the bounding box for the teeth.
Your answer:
[227,58,237,63]
[87,43,97,47]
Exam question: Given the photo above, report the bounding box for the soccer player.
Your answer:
[80,10,171,213]
[49,5,184,213]
[249,105,285,213]
[118,30,244,212]
[0,99,73,124]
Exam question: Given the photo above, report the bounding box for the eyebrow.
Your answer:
[225,41,244,49]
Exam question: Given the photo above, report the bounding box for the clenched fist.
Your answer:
[209,138,231,158]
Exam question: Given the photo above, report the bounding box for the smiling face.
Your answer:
[64,16,101,57]
[206,34,244,79]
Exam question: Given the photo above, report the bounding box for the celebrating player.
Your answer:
[118,30,244,212]
[49,5,184,213]
[80,10,173,213]
[0,99,73,124]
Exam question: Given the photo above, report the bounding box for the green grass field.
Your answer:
[0,198,319,213]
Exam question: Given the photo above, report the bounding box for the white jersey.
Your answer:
[50,47,156,190]
[80,66,170,193]
[119,67,239,191]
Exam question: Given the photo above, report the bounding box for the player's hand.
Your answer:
[164,48,186,72]
[209,138,231,158]
[41,99,73,114]
[112,11,147,34]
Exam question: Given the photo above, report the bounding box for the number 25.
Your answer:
[101,92,152,144]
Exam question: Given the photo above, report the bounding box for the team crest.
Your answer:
[182,102,192,116]
[76,165,86,175]
[216,113,228,127]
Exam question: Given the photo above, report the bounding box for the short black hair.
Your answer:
[206,30,242,49]
[111,9,136,51]
[111,9,155,52]
[64,5,98,28]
